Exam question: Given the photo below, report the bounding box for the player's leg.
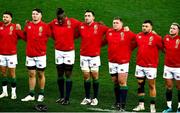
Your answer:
[62,64,73,105]
[176,80,180,112]
[21,56,36,102]
[175,69,180,112]
[117,63,129,111]
[148,79,156,113]
[55,50,65,103]
[133,65,145,111]
[80,56,91,105]
[8,55,18,99]
[111,74,119,108]
[162,66,174,113]
[91,69,99,105]
[56,64,65,103]
[61,50,75,105]
[0,66,8,98]
[90,56,101,106]
[36,55,46,102]
[118,72,128,111]
[147,67,157,113]
[9,68,16,99]
[37,68,45,102]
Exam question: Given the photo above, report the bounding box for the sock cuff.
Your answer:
[120,86,128,90]
[2,77,8,82]
[84,79,91,83]
[93,79,99,83]
[10,78,16,83]
[58,76,64,80]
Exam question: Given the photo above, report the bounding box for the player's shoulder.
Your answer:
[107,28,114,32]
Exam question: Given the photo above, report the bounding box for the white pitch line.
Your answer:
[87,107,114,112]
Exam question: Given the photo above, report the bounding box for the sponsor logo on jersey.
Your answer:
[80,26,84,29]
[166,38,169,41]
[109,32,112,36]
[28,26,31,29]
[0,27,3,30]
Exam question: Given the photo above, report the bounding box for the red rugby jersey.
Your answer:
[0,23,22,55]
[164,35,180,67]
[78,22,108,56]
[49,17,80,51]
[105,28,136,64]
[136,32,163,67]
[24,21,51,57]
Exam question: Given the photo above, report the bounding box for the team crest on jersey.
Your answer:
[175,39,180,48]
[120,32,124,40]
[80,26,84,29]
[39,26,43,36]
[67,20,71,28]
[109,32,112,36]
[9,26,14,35]
[148,36,154,45]
[138,36,142,39]
[0,27,3,30]
[94,24,98,34]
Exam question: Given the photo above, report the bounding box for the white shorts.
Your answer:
[163,65,180,80]
[135,65,157,79]
[80,55,100,72]
[55,50,75,65]
[0,54,17,68]
[109,62,129,74]
[26,55,46,69]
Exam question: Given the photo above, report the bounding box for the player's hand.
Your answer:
[16,24,21,30]
[25,19,30,23]
[124,26,129,31]
[99,21,105,25]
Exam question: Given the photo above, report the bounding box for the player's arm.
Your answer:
[15,23,26,41]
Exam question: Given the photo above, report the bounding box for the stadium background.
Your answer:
[0,0,180,112]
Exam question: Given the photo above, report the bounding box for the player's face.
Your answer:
[57,13,65,25]
[3,14,12,25]
[142,23,152,34]
[84,12,94,24]
[32,11,42,22]
[169,25,179,36]
[113,19,123,31]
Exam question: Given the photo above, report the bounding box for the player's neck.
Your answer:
[170,34,178,38]
[33,20,41,24]
[4,22,11,26]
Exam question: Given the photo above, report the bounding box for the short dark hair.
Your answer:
[113,16,122,21]
[143,20,153,26]
[85,9,95,16]
[56,8,64,15]
[3,11,13,18]
[172,22,180,30]
[32,8,42,14]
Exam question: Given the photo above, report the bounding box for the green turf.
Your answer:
[0,0,180,112]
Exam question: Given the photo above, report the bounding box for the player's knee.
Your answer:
[27,66,36,70]
[56,64,65,76]
[138,78,145,93]
[176,84,180,90]
[91,67,99,72]
[64,64,73,71]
